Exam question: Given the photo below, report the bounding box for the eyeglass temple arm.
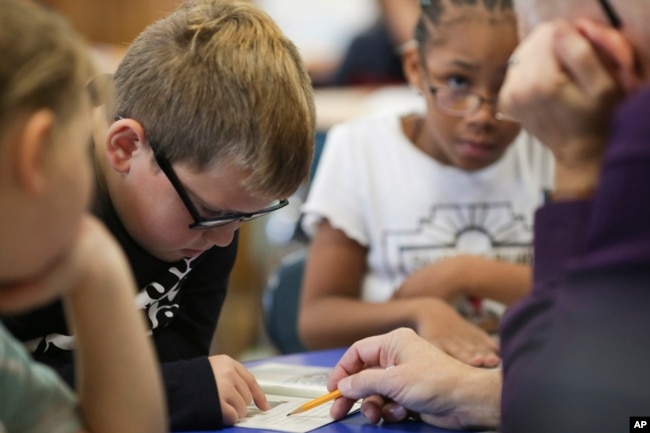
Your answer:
[152,152,203,222]
[598,0,622,28]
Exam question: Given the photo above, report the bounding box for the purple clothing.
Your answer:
[501,85,650,432]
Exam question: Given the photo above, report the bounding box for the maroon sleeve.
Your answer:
[500,86,650,433]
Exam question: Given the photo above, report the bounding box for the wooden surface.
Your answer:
[43,0,182,45]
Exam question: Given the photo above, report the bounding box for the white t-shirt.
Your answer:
[302,112,554,313]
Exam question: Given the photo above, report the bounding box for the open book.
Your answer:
[236,362,360,433]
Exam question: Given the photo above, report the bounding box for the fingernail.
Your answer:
[388,405,407,419]
[338,378,353,394]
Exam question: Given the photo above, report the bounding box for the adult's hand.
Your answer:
[328,328,501,430]
[500,19,636,198]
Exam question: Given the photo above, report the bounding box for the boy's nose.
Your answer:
[202,222,240,247]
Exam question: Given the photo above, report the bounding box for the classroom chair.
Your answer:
[262,249,307,354]
[261,130,327,353]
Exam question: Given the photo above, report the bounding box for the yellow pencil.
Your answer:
[286,389,343,416]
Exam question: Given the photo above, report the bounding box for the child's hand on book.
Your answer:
[209,355,270,425]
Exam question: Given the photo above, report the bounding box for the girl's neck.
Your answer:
[409,115,424,145]
[402,114,450,165]
[403,114,434,157]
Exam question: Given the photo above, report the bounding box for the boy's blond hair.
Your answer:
[110,0,316,199]
[0,0,95,141]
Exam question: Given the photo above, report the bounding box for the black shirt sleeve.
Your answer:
[162,357,224,431]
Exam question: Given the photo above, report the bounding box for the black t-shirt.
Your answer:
[3,186,238,431]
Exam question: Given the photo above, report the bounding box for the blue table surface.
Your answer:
[182,348,476,433]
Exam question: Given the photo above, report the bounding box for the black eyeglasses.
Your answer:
[598,0,622,28]
[114,117,288,230]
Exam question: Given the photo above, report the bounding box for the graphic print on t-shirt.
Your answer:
[31,256,199,354]
[383,202,533,277]
[136,256,199,332]
[382,202,533,323]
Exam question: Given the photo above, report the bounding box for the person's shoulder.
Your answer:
[327,111,405,151]
[332,110,401,132]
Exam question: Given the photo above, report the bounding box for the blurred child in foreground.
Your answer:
[0,1,165,432]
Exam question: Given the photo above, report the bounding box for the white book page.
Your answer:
[238,363,360,432]
[237,394,343,433]
[249,363,332,399]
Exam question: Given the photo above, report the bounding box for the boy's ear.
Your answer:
[105,118,147,174]
[15,109,55,194]
[402,45,425,93]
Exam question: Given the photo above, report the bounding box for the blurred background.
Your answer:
[41,0,420,360]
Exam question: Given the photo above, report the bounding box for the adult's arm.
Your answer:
[501,88,650,432]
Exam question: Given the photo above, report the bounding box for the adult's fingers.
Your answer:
[552,22,621,102]
[328,330,409,389]
[499,22,565,120]
[574,18,640,93]
[336,366,395,400]
[359,395,388,424]
[380,401,410,423]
